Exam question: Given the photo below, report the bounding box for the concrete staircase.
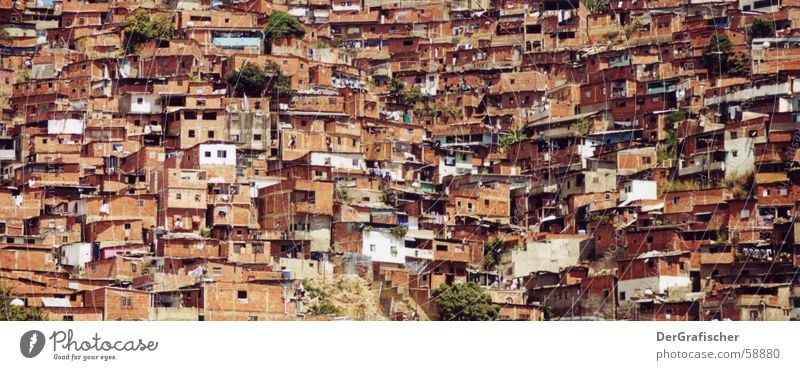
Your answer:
[373,269,431,321]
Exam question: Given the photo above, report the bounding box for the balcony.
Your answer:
[292,201,317,214]
[405,248,434,260]
[0,149,15,161]
[700,252,734,265]
[678,161,725,177]
[434,244,471,262]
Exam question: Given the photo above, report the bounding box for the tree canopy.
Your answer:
[264,11,306,40]
[226,62,270,97]
[751,17,776,38]
[498,128,528,149]
[123,10,175,50]
[703,33,733,77]
[0,286,47,321]
[403,86,424,105]
[265,61,294,97]
[582,0,610,14]
[388,77,405,94]
[433,282,499,321]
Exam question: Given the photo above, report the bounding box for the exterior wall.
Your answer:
[501,237,590,277]
[0,247,56,271]
[84,288,151,321]
[203,282,292,320]
[620,180,657,203]
[617,276,692,302]
[60,243,92,266]
[361,230,406,264]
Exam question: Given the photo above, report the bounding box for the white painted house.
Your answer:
[198,144,237,166]
[59,242,92,267]
[619,180,657,205]
[361,229,406,264]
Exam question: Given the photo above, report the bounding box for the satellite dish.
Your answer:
[644,289,654,296]
[763,42,770,48]
[10,298,24,306]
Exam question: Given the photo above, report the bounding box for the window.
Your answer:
[646,236,653,244]
[212,267,222,275]
[780,188,788,196]
[130,263,136,272]
[731,131,738,139]
[672,196,680,205]
[731,150,738,157]
[237,291,248,300]
[176,193,182,200]
[217,150,227,158]
[369,244,376,252]
[620,292,626,301]
[204,151,211,158]
[137,97,143,104]
[188,130,196,138]
[121,296,133,307]
[207,131,215,139]
[137,200,144,207]
[248,316,258,321]
[484,199,490,206]
[253,134,262,141]
[63,315,74,321]
[763,189,770,197]
[390,245,398,256]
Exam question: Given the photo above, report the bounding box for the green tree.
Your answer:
[264,11,306,40]
[666,110,686,126]
[265,61,294,97]
[728,52,751,77]
[703,33,733,77]
[483,238,504,269]
[624,18,644,39]
[433,282,499,321]
[575,117,593,137]
[403,86,424,105]
[123,10,175,51]
[388,77,405,94]
[0,286,47,321]
[443,106,464,120]
[226,62,269,97]
[582,0,610,14]
[498,128,528,149]
[750,17,776,38]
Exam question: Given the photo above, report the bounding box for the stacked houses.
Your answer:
[0,0,799,320]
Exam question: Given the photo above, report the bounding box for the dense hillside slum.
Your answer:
[0,0,798,321]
